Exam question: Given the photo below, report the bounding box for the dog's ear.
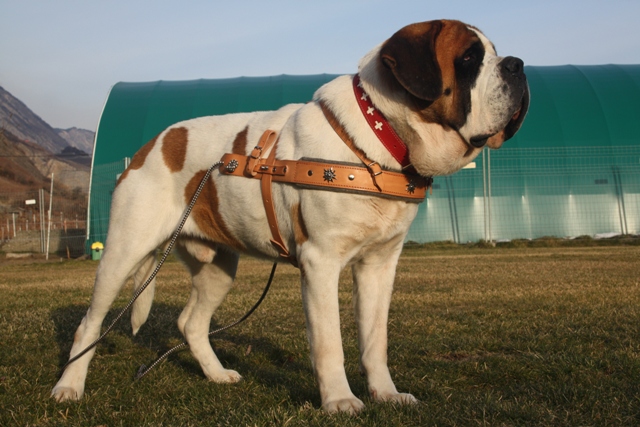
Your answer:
[380,21,443,102]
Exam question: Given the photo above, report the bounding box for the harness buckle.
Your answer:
[365,161,384,192]
[249,145,263,159]
[367,161,383,176]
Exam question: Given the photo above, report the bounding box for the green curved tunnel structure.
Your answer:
[88,65,640,248]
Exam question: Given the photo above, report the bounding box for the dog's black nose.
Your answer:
[501,56,524,76]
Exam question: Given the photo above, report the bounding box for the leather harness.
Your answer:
[218,78,432,266]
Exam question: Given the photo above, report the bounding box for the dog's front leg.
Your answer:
[352,243,418,406]
[300,254,364,414]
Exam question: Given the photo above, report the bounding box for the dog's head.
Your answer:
[360,19,529,175]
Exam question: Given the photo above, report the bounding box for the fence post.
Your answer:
[46,174,54,260]
[612,166,628,235]
[39,189,45,253]
[487,149,493,243]
[482,150,488,241]
[482,149,494,243]
[445,176,460,243]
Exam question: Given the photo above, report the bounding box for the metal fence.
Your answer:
[90,145,640,248]
[0,170,89,257]
[3,146,638,255]
[85,158,130,250]
[408,145,640,243]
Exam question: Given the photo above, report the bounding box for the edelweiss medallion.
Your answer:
[406,180,417,194]
[323,167,336,183]
[226,159,239,173]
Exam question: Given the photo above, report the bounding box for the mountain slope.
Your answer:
[0,85,83,154]
[0,127,90,192]
[56,127,94,154]
[0,128,51,192]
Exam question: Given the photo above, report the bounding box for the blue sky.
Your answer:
[1,0,639,131]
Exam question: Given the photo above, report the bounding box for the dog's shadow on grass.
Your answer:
[51,302,321,407]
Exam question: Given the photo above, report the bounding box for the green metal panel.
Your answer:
[88,75,337,247]
[509,64,640,149]
[89,66,640,248]
[94,75,338,165]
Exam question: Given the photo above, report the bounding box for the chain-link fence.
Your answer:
[85,158,129,250]
[3,146,639,255]
[1,170,89,257]
[88,146,640,249]
[408,145,640,243]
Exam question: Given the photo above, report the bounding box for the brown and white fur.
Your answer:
[52,20,529,413]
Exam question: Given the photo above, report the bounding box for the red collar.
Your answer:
[353,74,411,168]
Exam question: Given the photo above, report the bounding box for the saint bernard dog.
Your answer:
[53,19,529,413]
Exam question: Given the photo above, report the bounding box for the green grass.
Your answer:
[1,245,640,426]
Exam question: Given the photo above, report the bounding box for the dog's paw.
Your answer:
[207,369,242,384]
[51,386,83,403]
[322,396,365,414]
[373,391,418,405]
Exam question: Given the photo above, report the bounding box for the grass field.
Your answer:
[1,244,639,426]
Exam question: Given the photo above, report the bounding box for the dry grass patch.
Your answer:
[1,246,639,425]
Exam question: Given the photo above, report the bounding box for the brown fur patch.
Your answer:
[291,203,309,245]
[184,171,245,251]
[162,127,189,172]
[232,126,249,155]
[383,20,479,128]
[432,21,481,126]
[116,134,159,186]
[435,21,475,89]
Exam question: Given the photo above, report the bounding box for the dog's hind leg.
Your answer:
[175,243,242,383]
[52,200,175,402]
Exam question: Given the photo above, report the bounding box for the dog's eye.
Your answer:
[463,51,477,63]
[460,42,484,66]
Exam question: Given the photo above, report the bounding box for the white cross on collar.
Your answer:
[375,121,383,130]
[367,106,375,115]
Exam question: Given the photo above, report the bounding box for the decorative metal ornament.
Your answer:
[226,159,239,173]
[323,167,336,183]
[406,180,417,194]
[348,174,355,181]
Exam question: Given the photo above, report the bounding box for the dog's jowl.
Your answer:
[52,19,528,414]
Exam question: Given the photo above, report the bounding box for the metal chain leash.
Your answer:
[62,161,223,371]
[135,261,277,380]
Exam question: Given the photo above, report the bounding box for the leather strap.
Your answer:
[241,130,298,266]
[319,101,385,192]
[353,74,411,168]
[220,153,429,201]
[218,105,433,267]
[258,132,298,267]
[246,130,277,177]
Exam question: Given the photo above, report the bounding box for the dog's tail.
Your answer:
[131,252,158,336]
